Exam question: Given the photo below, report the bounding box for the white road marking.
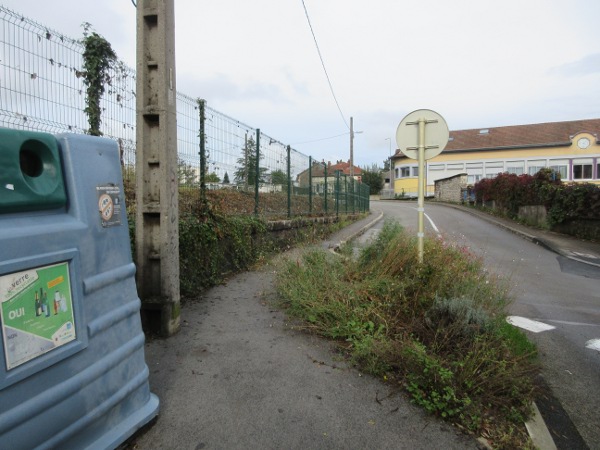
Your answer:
[424,212,441,236]
[506,316,556,333]
[397,204,442,238]
[585,339,600,352]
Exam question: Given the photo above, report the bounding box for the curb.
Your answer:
[526,401,558,450]
[332,211,384,251]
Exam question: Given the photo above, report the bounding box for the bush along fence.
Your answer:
[0,6,370,220]
[473,168,600,240]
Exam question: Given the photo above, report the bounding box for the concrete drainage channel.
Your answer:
[329,211,569,450]
[328,211,384,254]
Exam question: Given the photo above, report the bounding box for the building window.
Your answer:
[484,161,503,178]
[506,161,524,175]
[549,160,568,180]
[573,162,593,179]
[466,162,483,184]
[597,163,600,179]
[400,167,410,177]
[395,168,399,179]
[550,166,568,179]
[429,164,444,171]
[527,160,546,175]
[411,167,419,177]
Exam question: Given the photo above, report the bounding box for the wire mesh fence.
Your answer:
[0,6,369,218]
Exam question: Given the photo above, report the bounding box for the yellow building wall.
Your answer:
[393,177,420,197]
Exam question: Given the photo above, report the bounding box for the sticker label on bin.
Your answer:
[97,185,122,227]
[1,262,76,370]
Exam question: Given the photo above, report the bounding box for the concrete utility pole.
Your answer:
[135,0,180,336]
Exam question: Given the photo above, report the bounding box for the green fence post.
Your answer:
[344,175,348,214]
[287,145,291,219]
[352,177,356,214]
[354,181,360,213]
[198,99,206,202]
[335,170,340,218]
[308,157,313,215]
[362,183,366,212]
[255,128,260,216]
[324,162,328,214]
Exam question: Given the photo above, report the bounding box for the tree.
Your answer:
[270,169,288,186]
[178,158,198,186]
[366,163,381,173]
[234,136,268,189]
[361,167,384,195]
[223,172,230,184]
[205,172,221,183]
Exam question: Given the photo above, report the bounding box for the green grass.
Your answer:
[276,220,539,449]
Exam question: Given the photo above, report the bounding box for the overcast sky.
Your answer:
[3,0,600,167]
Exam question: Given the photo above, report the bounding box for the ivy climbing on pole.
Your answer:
[81,23,116,136]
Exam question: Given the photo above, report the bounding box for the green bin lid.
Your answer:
[0,128,67,213]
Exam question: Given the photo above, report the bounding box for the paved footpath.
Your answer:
[130,213,481,450]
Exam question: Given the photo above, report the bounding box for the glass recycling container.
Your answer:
[0,129,158,449]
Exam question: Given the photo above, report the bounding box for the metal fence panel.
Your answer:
[0,6,369,218]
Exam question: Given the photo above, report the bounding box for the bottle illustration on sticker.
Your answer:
[1,262,76,370]
[43,290,50,317]
[34,291,41,317]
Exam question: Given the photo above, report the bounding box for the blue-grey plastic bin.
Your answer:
[0,129,159,449]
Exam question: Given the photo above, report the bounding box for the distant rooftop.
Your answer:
[393,118,600,157]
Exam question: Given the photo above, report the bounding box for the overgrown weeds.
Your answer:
[276,220,538,448]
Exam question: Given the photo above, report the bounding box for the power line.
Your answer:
[291,131,349,146]
[300,0,349,130]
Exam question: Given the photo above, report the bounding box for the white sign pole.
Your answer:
[417,118,426,263]
[396,109,449,265]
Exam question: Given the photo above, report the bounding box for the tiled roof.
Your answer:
[306,161,362,177]
[328,161,362,175]
[393,118,600,157]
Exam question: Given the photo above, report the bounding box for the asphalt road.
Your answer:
[365,200,600,449]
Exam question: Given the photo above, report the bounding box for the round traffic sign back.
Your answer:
[395,109,449,160]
